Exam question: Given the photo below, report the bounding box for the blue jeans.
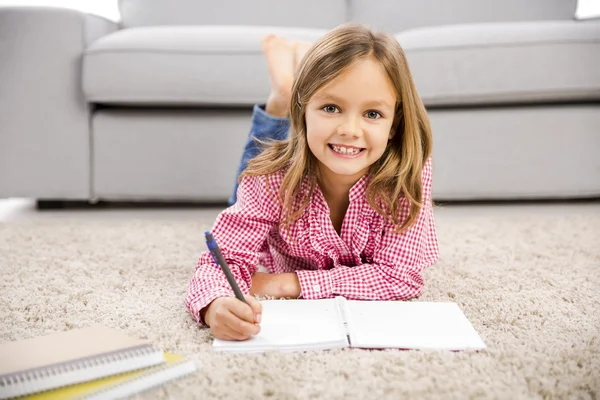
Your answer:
[229,104,291,205]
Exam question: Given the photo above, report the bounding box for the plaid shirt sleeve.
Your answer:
[185,174,281,325]
[296,157,439,301]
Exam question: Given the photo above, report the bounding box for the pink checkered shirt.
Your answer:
[185,158,439,325]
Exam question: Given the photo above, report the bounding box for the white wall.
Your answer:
[0,0,120,21]
[0,0,599,21]
[576,0,600,17]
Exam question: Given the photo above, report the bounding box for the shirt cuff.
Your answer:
[295,270,334,299]
[187,288,235,327]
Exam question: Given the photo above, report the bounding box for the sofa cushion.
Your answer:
[83,26,327,106]
[118,0,346,29]
[350,0,577,33]
[84,21,600,107]
[397,20,600,106]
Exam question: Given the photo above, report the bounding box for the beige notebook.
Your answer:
[0,324,164,399]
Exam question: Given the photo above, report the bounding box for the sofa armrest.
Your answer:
[0,6,119,199]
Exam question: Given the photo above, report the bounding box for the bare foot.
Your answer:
[293,41,313,71]
[262,34,295,117]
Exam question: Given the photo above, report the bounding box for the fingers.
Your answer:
[210,297,261,341]
[223,316,260,340]
[244,295,263,324]
[219,333,237,341]
[215,308,260,340]
[228,298,259,326]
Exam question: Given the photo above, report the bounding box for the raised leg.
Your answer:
[228,35,301,205]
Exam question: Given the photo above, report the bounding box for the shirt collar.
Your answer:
[312,173,371,211]
[349,173,370,204]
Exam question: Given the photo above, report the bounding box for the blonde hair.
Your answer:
[241,23,433,233]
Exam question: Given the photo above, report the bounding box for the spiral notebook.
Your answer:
[0,325,165,399]
[22,353,196,400]
[213,297,486,353]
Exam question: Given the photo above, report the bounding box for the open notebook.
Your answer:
[213,297,486,353]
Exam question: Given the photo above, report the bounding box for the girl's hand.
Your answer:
[250,272,301,298]
[202,295,262,341]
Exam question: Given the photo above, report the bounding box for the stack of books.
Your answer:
[0,324,196,399]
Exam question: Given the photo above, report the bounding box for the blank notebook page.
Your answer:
[213,299,348,353]
[346,301,486,350]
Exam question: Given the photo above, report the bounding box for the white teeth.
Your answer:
[332,145,361,155]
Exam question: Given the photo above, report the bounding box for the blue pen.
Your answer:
[204,231,247,304]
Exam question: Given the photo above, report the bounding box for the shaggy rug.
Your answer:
[0,210,598,399]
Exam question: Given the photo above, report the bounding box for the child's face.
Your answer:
[305,56,396,187]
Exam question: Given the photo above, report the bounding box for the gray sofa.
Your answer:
[1,0,599,204]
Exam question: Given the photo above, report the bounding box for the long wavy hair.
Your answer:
[241,23,433,233]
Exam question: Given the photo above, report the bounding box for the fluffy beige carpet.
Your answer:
[1,210,599,399]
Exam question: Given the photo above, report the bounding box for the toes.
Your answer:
[262,33,277,48]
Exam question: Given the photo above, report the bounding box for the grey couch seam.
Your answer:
[78,9,95,200]
[88,88,600,107]
[84,38,600,57]
[399,39,600,53]
[85,49,265,56]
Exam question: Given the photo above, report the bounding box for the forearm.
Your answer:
[295,263,425,301]
[250,272,301,298]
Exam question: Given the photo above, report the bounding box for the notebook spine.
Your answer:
[0,346,163,399]
[335,296,351,345]
[80,359,196,400]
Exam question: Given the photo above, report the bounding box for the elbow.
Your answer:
[407,268,425,299]
[387,268,424,301]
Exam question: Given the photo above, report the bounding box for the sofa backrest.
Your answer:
[348,0,578,33]
[118,0,348,29]
[118,0,577,32]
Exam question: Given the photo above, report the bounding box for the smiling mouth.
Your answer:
[328,144,365,156]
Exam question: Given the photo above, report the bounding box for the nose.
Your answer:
[337,112,362,138]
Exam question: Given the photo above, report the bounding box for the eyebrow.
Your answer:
[314,93,395,110]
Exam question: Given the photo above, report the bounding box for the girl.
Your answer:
[186,23,439,341]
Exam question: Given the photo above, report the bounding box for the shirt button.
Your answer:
[313,284,321,292]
